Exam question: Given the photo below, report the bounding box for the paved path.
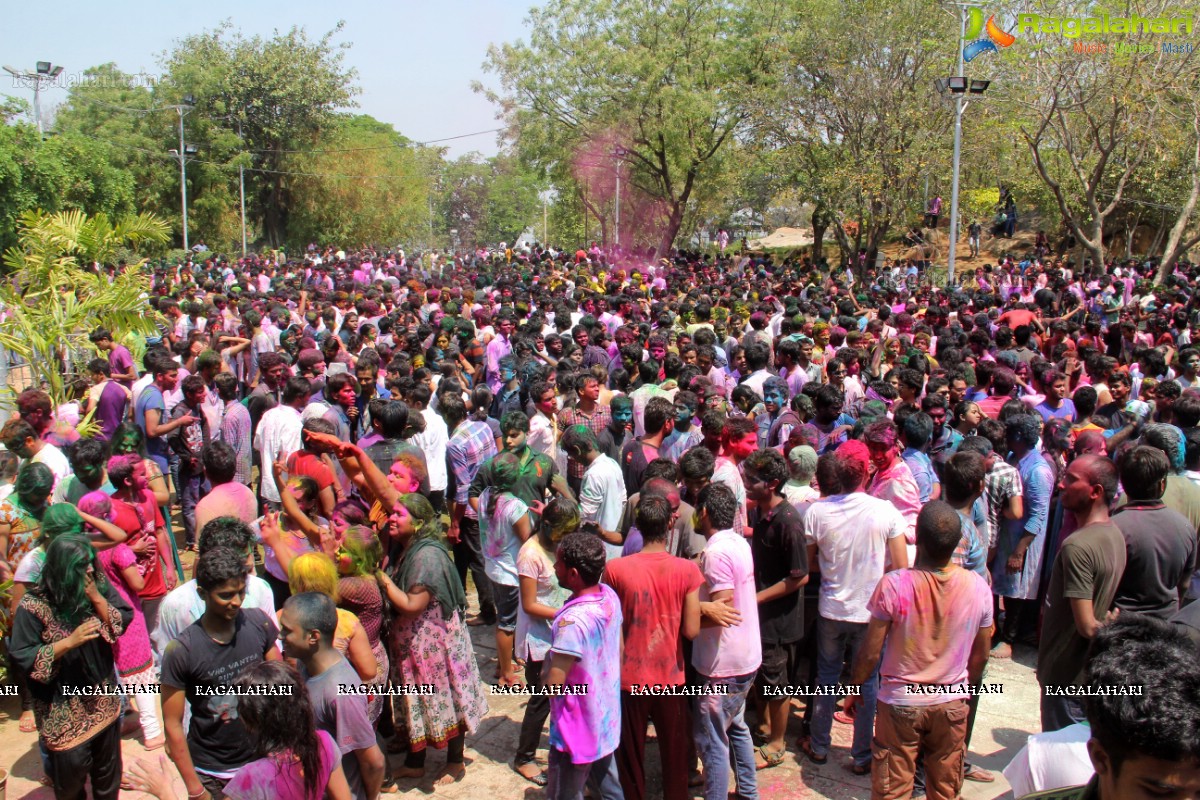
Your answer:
[0,622,1042,800]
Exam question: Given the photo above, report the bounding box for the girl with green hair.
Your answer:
[0,462,55,586]
[10,534,133,798]
[375,492,488,786]
[7,499,130,735]
[335,525,388,723]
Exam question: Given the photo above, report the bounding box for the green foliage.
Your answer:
[480,0,785,253]
[163,21,360,247]
[288,115,432,248]
[0,122,138,255]
[436,153,546,248]
[0,210,168,406]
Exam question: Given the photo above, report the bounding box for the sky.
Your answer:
[0,0,535,157]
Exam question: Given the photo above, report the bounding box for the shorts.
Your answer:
[755,639,802,692]
[492,580,520,632]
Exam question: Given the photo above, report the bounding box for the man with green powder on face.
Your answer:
[598,396,634,463]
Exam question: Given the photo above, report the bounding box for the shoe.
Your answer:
[797,737,828,765]
[964,763,996,783]
[845,761,871,776]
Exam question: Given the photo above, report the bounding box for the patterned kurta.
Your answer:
[992,449,1054,600]
[9,583,133,751]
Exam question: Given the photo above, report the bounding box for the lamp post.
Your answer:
[165,95,196,252]
[940,4,991,286]
[611,146,628,248]
[232,118,247,256]
[3,61,64,136]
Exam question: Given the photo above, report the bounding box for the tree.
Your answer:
[756,0,956,267]
[0,210,168,406]
[162,21,360,246]
[0,121,137,254]
[1002,0,1199,269]
[287,115,432,248]
[480,0,786,255]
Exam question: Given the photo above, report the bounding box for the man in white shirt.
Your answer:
[562,425,627,561]
[253,377,309,507]
[152,516,278,659]
[409,384,450,511]
[0,418,72,493]
[802,440,908,772]
[739,341,774,399]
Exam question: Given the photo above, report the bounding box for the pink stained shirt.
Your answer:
[195,481,259,535]
[870,459,921,545]
[692,529,762,679]
[869,566,993,706]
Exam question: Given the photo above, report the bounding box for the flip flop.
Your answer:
[19,714,36,733]
[511,760,548,787]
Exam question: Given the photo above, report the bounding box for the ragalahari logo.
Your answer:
[963,8,1016,62]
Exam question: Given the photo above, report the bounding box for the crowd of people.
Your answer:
[4,239,1200,800]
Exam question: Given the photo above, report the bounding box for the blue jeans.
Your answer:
[810,616,880,768]
[178,467,204,547]
[546,747,624,800]
[694,671,757,800]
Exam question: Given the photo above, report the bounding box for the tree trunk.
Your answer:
[1158,116,1200,282]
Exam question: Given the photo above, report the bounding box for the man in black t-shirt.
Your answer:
[1112,446,1198,619]
[161,547,280,800]
[744,448,809,768]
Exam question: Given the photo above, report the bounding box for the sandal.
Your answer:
[511,759,548,787]
[756,746,785,770]
[797,737,827,765]
[19,712,36,733]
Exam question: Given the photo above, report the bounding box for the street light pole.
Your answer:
[947,7,968,286]
[611,147,627,249]
[235,119,247,256]
[166,96,195,252]
[3,62,64,137]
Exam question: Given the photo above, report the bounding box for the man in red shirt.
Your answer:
[284,418,339,519]
[108,453,177,639]
[603,495,706,800]
[977,368,1018,420]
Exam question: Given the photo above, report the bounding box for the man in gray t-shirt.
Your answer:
[280,593,385,800]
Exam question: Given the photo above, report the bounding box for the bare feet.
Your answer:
[992,641,1013,659]
[433,762,466,787]
[391,766,425,780]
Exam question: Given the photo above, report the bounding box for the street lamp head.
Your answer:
[2,66,20,78]
[36,61,52,75]
[948,76,968,93]
[183,144,199,155]
[934,78,949,94]
[968,79,990,94]
[182,94,196,107]
[49,66,63,78]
